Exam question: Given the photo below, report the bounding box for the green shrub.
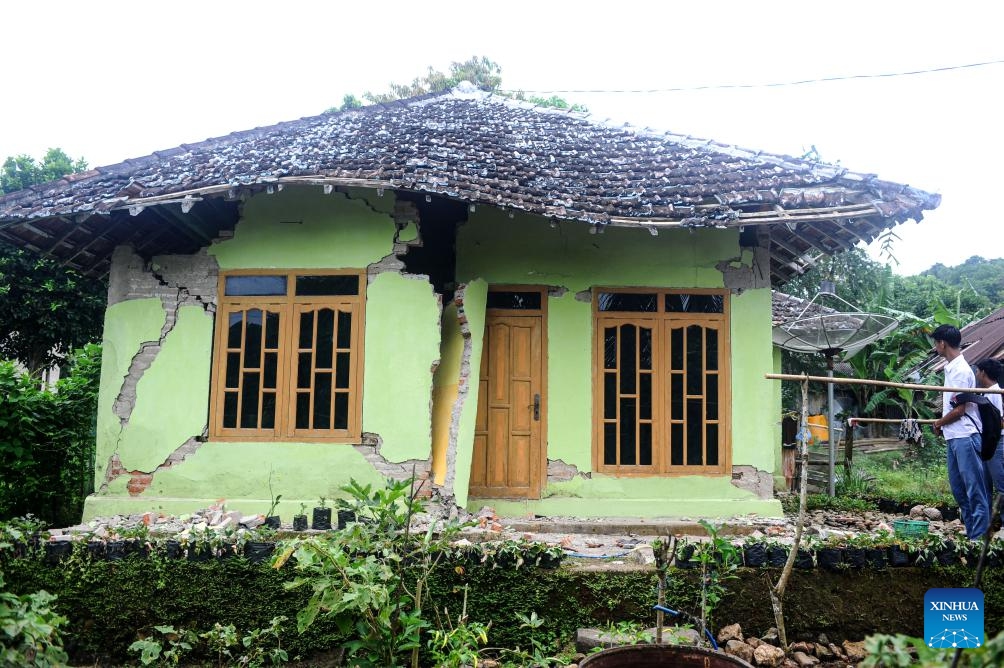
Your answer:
[0,571,68,667]
[0,344,100,526]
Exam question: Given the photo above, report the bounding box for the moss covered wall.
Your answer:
[6,557,999,666]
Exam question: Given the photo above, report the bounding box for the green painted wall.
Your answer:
[729,287,776,472]
[84,441,385,519]
[94,298,167,479]
[451,279,487,508]
[482,472,783,517]
[86,188,443,519]
[209,189,396,269]
[455,210,780,517]
[545,292,592,469]
[362,273,441,462]
[117,306,213,473]
[148,443,383,507]
[456,209,735,291]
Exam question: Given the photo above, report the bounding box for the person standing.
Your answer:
[976,359,1004,524]
[931,325,989,539]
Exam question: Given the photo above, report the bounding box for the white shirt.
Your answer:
[942,353,981,440]
[987,383,1002,415]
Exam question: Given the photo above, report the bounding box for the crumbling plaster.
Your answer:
[440,279,487,508]
[86,187,445,518]
[430,303,465,486]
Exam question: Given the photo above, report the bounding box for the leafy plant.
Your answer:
[130,618,288,667]
[276,476,465,667]
[862,629,1004,667]
[235,616,289,667]
[426,591,489,668]
[589,620,652,652]
[128,625,198,665]
[0,572,68,667]
[496,612,567,667]
[265,470,281,519]
[835,467,875,496]
[693,520,741,640]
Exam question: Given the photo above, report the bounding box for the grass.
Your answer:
[856,451,955,507]
[780,494,877,514]
[780,450,956,514]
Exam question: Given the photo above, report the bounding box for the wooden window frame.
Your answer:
[209,269,365,442]
[591,287,731,476]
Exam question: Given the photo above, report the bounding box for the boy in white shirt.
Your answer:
[931,325,988,539]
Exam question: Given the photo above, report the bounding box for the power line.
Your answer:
[502,58,1004,95]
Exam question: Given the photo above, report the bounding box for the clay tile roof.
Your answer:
[771,291,836,327]
[0,83,940,281]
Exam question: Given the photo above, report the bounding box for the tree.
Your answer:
[328,56,587,113]
[362,55,503,103]
[781,248,893,311]
[1,148,87,193]
[891,272,990,320]
[0,149,105,374]
[0,247,106,374]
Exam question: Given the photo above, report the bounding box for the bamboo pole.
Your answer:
[765,373,1004,394]
[769,379,810,651]
[847,417,937,424]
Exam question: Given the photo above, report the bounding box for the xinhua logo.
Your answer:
[924,588,984,649]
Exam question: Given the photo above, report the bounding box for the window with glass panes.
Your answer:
[593,290,728,475]
[210,271,364,441]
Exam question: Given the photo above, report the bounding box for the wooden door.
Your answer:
[469,314,543,498]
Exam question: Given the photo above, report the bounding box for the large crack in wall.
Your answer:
[99,429,208,495]
[439,282,475,505]
[101,245,219,493]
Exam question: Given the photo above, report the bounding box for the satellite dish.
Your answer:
[771,281,899,496]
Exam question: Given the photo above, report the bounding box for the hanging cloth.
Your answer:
[898,418,923,444]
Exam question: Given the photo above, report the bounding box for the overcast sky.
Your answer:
[3,1,1002,276]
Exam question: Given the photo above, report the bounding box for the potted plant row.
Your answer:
[448,539,564,570]
[725,532,1003,571]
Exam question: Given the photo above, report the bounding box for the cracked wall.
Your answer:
[362,271,441,464]
[431,302,465,486]
[85,187,443,519]
[94,245,219,502]
[451,208,780,517]
[441,279,487,508]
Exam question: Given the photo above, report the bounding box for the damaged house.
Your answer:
[0,84,940,520]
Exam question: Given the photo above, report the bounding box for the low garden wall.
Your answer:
[3,547,1002,665]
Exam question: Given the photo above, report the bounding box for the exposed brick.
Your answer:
[126,473,154,496]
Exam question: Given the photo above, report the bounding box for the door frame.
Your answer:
[471,285,548,499]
